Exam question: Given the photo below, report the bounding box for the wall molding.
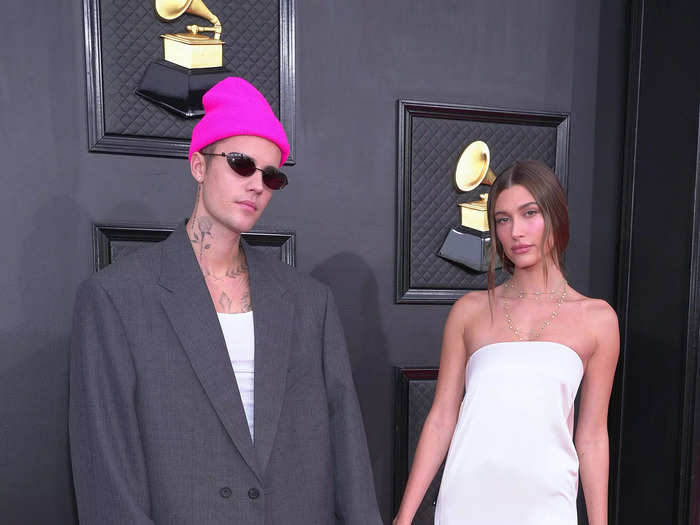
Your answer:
[393,367,439,523]
[93,223,296,271]
[395,99,569,304]
[82,0,296,162]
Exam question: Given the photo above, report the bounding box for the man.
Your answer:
[69,77,382,524]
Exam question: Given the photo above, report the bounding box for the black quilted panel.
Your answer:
[410,117,558,290]
[100,0,280,138]
[408,379,444,524]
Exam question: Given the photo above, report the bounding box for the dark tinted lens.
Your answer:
[226,153,256,176]
[262,167,288,190]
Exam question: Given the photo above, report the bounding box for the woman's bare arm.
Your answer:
[393,294,477,525]
[575,300,620,525]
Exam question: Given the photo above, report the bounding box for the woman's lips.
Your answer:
[511,244,533,254]
[237,200,257,211]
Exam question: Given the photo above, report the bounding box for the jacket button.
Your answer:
[248,487,260,499]
[220,487,232,498]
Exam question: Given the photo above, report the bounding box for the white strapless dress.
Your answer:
[434,341,584,525]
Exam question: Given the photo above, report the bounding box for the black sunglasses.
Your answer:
[200,152,288,190]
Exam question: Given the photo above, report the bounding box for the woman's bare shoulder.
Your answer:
[447,289,494,332]
[567,286,617,320]
[452,289,491,315]
[585,298,618,321]
[566,287,619,346]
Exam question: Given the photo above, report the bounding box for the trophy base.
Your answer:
[135,60,231,118]
[438,226,501,273]
[162,33,224,69]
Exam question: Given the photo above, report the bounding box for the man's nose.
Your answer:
[247,170,265,192]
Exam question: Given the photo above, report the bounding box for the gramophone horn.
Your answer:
[185,0,220,25]
[454,140,497,192]
[156,0,219,25]
[156,0,192,20]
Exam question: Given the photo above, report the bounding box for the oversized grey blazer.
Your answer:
[69,223,383,525]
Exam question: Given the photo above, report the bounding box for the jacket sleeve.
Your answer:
[321,287,383,525]
[69,279,155,525]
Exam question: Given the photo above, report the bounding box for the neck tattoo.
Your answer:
[190,216,213,258]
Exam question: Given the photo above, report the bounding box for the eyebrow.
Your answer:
[494,201,539,215]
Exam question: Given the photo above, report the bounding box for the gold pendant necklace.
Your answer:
[502,279,567,341]
[502,279,564,300]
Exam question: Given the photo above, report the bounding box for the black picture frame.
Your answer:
[93,223,296,271]
[395,99,570,304]
[82,0,296,162]
[394,367,441,524]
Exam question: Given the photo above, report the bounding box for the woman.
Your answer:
[393,161,619,525]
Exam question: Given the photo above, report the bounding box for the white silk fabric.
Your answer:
[435,341,584,525]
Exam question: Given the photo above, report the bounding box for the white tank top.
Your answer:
[217,311,255,442]
[435,341,584,525]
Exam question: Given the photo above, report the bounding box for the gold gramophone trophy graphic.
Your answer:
[438,140,502,272]
[136,0,231,117]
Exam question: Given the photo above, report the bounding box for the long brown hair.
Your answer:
[486,160,569,292]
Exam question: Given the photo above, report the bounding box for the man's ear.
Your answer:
[190,152,206,183]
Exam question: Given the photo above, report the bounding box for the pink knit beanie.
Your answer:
[188,77,289,166]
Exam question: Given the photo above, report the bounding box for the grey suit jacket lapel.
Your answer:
[246,245,294,476]
[157,223,261,481]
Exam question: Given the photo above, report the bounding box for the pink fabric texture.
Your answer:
[188,77,289,166]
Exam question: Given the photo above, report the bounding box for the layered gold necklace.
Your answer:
[502,279,568,341]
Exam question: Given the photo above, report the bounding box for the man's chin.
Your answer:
[223,219,259,236]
